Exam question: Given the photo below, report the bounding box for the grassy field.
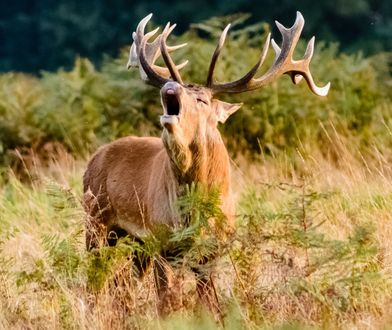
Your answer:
[1,16,392,329]
[1,132,392,329]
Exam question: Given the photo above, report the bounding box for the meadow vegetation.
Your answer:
[0,16,392,329]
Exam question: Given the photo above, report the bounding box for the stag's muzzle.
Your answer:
[160,81,182,128]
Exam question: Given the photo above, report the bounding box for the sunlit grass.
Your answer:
[1,142,392,329]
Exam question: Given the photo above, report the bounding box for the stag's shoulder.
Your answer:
[105,136,163,155]
[89,136,162,164]
[83,136,163,191]
[88,136,163,162]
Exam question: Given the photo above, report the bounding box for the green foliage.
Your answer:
[233,182,390,325]
[42,232,83,279]
[0,15,391,167]
[0,74,43,154]
[0,163,391,328]
[166,184,225,269]
[86,239,133,291]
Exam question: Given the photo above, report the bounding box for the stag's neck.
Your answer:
[162,127,231,189]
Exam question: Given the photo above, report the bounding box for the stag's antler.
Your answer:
[127,14,188,87]
[206,12,330,96]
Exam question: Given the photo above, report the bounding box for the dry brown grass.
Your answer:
[1,131,392,329]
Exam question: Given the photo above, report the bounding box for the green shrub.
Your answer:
[0,15,390,166]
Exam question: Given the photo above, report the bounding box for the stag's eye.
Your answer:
[196,98,208,105]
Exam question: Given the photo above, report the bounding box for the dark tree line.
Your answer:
[0,0,391,73]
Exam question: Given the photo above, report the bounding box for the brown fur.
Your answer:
[83,83,238,249]
[83,82,240,314]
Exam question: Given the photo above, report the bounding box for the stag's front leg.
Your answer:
[153,258,171,315]
[154,256,185,315]
[193,268,221,316]
[154,258,169,297]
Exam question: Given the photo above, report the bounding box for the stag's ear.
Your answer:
[213,100,243,123]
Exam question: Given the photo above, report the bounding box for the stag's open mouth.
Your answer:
[163,93,180,116]
[160,83,182,128]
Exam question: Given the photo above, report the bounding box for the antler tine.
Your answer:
[136,13,153,47]
[210,32,271,92]
[167,43,188,52]
[128,14,188,87]
[274,12,330,96]
[138,28,170,87]
[127,13,163,74]
[256,11,305,87]
[297,36,331,96]
[262,11,330,95]
[127,14,154,70]
[206,24,231,87]
[160,23,187,84]
[271,26,303,85]
[209,11,330,96]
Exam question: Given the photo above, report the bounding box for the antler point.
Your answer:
[271,38,280,54]
[294,11,305,27]
[275,20,288,33]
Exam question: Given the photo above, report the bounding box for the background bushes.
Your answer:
[0,15,391,166]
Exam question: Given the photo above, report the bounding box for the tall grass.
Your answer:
[1,138,392,329]
[1,14,392,329]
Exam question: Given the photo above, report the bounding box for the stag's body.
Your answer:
[83,117,234,247]
[83,12,330,314]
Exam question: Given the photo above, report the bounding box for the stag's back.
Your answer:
[83,136,178,237]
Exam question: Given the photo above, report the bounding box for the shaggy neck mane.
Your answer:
[162,126,230,190]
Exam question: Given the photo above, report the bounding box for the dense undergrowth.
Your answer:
[1,150,392,329]
[0,16,391,166]
[1,15,392,329]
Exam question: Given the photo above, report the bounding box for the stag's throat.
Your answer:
[162,129,192,176]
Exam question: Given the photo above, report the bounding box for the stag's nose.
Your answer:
[161,81,183,97]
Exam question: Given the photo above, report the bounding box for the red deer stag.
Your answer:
[83,12,330,311]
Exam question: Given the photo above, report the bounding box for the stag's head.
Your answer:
[128,13,330,147]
